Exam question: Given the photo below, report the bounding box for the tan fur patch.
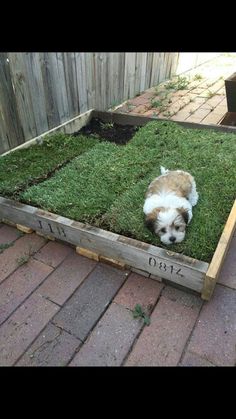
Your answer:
[146,170,193,198]
[177,207,189,225]
[146,207,161,223]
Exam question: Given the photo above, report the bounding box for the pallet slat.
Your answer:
[0,197,208,294]
[202,199,236,300]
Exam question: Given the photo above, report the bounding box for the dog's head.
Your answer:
[145,206,189,245]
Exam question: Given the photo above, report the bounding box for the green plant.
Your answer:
[163,110,174,118]
[193,74,203,81]
[0,242,14,253]
[17,254,30,266]
[132,304,151,326]
[100,122,114,130]
[206,90,215,98]
[164,75,189,91]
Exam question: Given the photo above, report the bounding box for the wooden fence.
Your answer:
[0,52,181,154]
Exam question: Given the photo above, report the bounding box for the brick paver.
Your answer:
[183,285,236,366]
[69,302,142,366]
[37,252,97,306]
[125,287,202,366]
[0,293,59,366]
[17,322,81,366]
[114,272,163,311]
[34,241,73,268]
[0,225,22,246]
[180,351,215,367]
[0,234,47,284]
[52,264,128,341]
[0,259,53,325]
[218,234,236,290]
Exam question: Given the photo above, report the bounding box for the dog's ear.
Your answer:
[178,207,189,225]
[145,208,160,232]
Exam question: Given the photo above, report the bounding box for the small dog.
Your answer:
[143,166,198,245]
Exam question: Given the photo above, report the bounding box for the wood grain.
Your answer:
[202,199,236,300]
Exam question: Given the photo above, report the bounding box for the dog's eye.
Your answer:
[160,228,166,234]
[175,226,180,231]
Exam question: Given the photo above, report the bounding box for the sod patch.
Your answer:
[0,133,99,197]
[2,120,236,263]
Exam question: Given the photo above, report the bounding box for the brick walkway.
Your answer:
[0,54,236,367]
[0,223,235,366]
[114,53,236,126]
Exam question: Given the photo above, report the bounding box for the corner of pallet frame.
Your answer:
[201,274,216,301]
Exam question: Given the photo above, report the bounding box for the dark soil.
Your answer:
[74,117,139,145]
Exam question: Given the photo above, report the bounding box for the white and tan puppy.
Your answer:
[143,166,198,245]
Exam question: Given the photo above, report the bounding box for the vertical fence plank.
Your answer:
[140,52,147,93]
[8,53,37,140]
[75,52,88,113]
[62,52,79,118]
[124,53,136,100]
[24,53,49,135]
[0,53,24,153]
[39,52,60,129]
[85,52,96,110]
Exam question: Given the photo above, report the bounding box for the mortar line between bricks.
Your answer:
[31,242,75,268]
[179,282,236,365]
[177,298,205,366]
[66,270,133,365]
[120,283,166,367]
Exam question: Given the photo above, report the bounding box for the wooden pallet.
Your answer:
[1,110,236,300]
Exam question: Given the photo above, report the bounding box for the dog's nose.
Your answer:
[169,236,176,242]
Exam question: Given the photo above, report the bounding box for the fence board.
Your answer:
[0,53,24,153]
[24,53,49,135]
[8,53,37,140]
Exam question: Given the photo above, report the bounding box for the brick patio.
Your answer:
[0,54,236,366]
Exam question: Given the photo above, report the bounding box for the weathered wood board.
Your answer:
[1,110,236,300]
[0,197,208,293]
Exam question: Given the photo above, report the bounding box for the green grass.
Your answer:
[0,133,99,197]
[2,120,236,263]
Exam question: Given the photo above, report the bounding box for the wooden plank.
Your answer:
[124,53,136,100]
[8,53,37,141]
[75,52,88,113]
[85,53,96,110]
[150,52,161,87]
[0,197,208,294]
[24,53,49,135]
[139,53,148,93]
[1,110,93,156]
[53,52,70,123]
[117,53,125,104]
[145,53,154,89]
[202,199,236,300]
[0,53,24,153]
[16,224,34,234]
[62,52,79,118]
[76,246,99,261]
[93,110,236,134]
[39,52,61,129]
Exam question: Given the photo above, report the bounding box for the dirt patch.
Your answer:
[74,117,139,145]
